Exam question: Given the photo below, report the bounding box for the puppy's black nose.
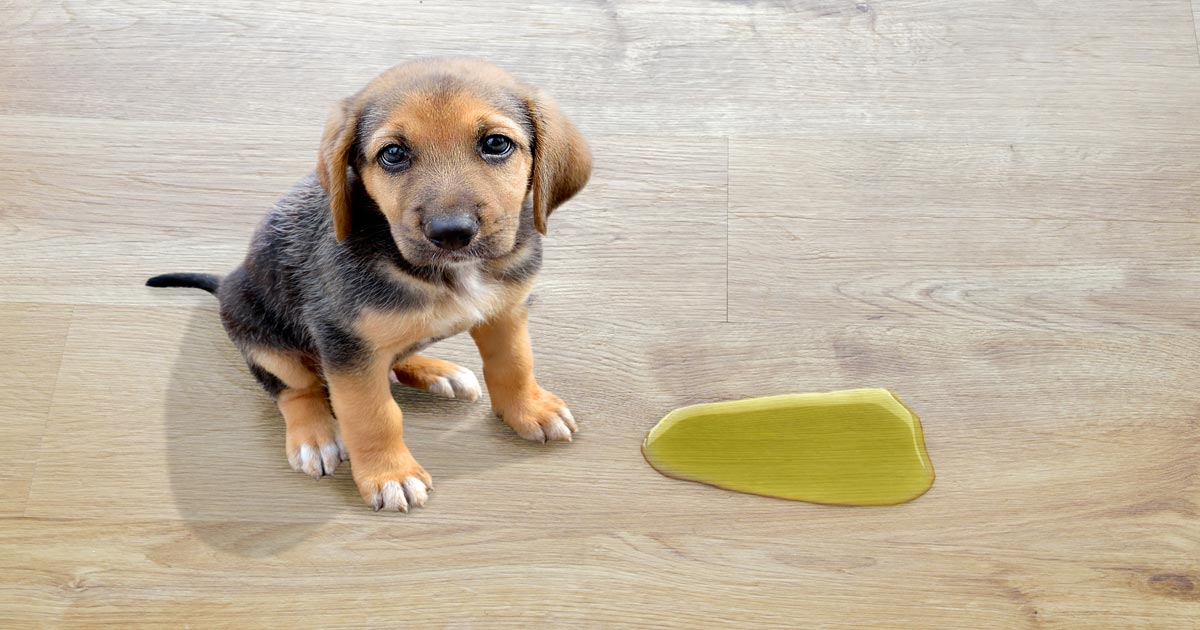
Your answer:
[424,215,478,251]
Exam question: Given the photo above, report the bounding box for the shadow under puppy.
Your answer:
[148,58,591,512]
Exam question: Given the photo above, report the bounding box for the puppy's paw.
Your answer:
[392,357,481,402]
[286,423,347,479]
[425,367,481,401]
[353,452,433,513]
[496,388,577,443]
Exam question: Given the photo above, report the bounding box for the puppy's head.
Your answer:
[317,58,591,265]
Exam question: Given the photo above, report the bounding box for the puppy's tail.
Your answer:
[145,272,221,295]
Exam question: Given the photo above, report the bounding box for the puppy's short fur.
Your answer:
[148,59,591,512]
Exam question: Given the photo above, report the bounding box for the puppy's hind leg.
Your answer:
[249,349,347,478]
[391,355,481,402]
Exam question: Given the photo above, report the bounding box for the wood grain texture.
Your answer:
[729,139,1200,331]
[0,304,72,516]
[2,0,1199,627]
[3,1,1200,141]
[1195,0,1200,67]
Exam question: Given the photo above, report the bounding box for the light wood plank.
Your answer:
[729,139,1200,331]
[2,518,1196,629]
[0,304,72,515]
[730,140,1200,223]
[1194,0,1200,66]
[2,1,1199,141]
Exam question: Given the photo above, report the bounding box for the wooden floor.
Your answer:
[3,1,1199,627]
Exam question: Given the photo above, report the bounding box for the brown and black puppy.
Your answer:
[147,58,591,512]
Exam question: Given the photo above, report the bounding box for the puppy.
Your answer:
[147,58,591,512]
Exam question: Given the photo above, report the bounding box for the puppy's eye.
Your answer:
[378,144,410,170]
[480,134,514,159]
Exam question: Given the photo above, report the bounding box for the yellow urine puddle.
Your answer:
[642,388,934,506]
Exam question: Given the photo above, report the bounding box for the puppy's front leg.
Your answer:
[326,356,432,512]
[471,304,577,443]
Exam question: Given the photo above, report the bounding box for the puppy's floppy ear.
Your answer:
[523,92,591,235]
[317,97,360,241]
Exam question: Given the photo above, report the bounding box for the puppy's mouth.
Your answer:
[425,243,491,265]
[393,228,511,267]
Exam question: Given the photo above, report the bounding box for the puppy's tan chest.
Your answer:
[356,268,509,356]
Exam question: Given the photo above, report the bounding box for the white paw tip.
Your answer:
[378,480,409,513]
[319,442,341,475]
[452,368,482,402]
[290,442,342,478]
[512,424,547,443]
[544,418,573,442]
[428,377,455,399]
[558,407,578,431]
[403,477,429,508]
[296,444,323,478]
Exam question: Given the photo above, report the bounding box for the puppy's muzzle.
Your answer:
[423,214,479,251]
